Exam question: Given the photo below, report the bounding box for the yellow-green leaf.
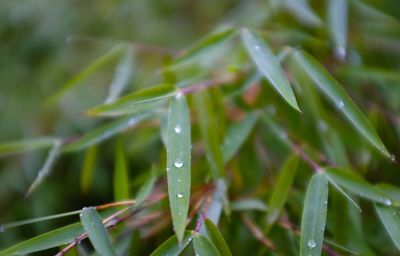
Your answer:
[113,139,130,201]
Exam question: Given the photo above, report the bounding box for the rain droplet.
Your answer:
[174,124,182,134]
[254,45,260,50]
[177,193,183,198]
[177,179,181,183]
[0,225,5,233]
[174,159,183,168]
[307,239,317,248]
[390,154,396,162]
[384,198,392,206]
[324,200,328,205]
[334,47,346,61]
[178,211,182,215]
[166,167,170,172]
[337,100,344,109]
[128,118,136,126]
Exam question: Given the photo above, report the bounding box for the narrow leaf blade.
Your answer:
[150,231,194,256]
[80,207,116,256]
[193,234,221,256]
[266,154,299,228]
[241,29,301,112]
[325,167,393,205]
[166,93,191,243]
[204,219,232,256]
[85,84,175,117]
[375,203,400,250]
[113,139,130,201]
[300,173,328,256]
[221,112,258,163]
[328,0,348,59]
[0,223,83,256]
[291,50,390,157]
[63,113,150,152]
[0,137,58,156]
[194,91,225,179]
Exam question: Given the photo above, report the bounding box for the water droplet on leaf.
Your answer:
[307,239,317,248]
[337,100,344,108]
[384,198,392,206]
[174,159,183,168]
[174,124,182,134]
[177,193,183,198]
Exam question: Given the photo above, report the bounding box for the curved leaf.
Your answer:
[241,28,301,112]
[0,223,83,256]
[221,112,259,163]
[291,50,390,157]
[325,167,393,206]
[328,0,348,59]
[166,93,191,243]
[193,234,221,256]
[85,84,175,117]
[80,207,116,256]
[0,137,58,156]
[300,173,328,256]
[150,231,194,256]
[63,113,150,152]
[375,203,400,250]
[266,154,299,229]
[204,219,232,256]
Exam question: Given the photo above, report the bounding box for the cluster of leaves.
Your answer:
[1,0,400,255]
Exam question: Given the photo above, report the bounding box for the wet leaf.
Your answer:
[193,234,221,256]
[150,231,194,256]
[204,219,232,256]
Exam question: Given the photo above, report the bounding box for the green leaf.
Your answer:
[327,0,348,59]
[266,154,299,229]
[241,28,301,112]
[113,139,130,201]
[291,50,390,157]
[172,26,236,66]
[193,234,221,256]
[47,45,125,103]
[0,223,83,256]
[0,137,58,156]
[221,112,259,163]
[135,168,156,207]
[80,146,98,194]
[79,207,116,256]
[280,0,323,27]
[85,83,175,117]
[166,93,191,243]
[150,231,194,256]
[325,167,393,205]
[194,91,225,179]
[104,47,134,104]
[300,173,328,256]
[204,219,232,256]
[26,140,63,196]
[375,203,400,250]
[63,113,150,152]
[231,199,268,212]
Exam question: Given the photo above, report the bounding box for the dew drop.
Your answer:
[174,124,182,134]
[174,159,183,168]
[334,47,346,61]
[166,167,170,172]
[254,45,260,50]
[337,100,344,109]
[178,211,182,216]
[177,193,183,198]
[0,225,5,233]
[390,154,396,162]
[384,198,392,206]
[307,239,317,248]
[177,179,181,183]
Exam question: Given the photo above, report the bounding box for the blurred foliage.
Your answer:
[0,0,400,255]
